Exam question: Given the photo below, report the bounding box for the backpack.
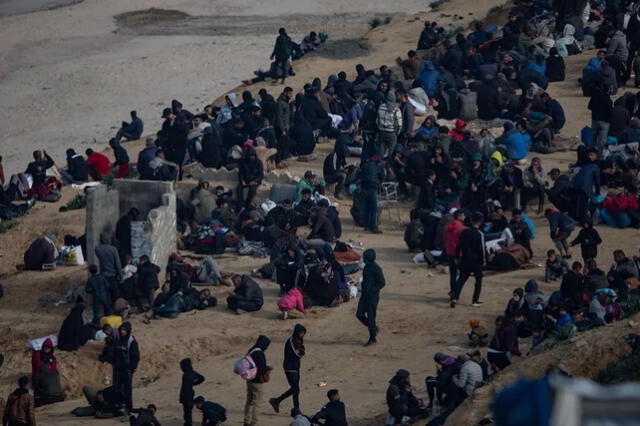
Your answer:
[233,348,260,380]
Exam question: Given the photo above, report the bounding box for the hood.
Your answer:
[120,321,132,337]
[455,119,466,131]
[293,323,307,337]
[524,279,538,293]
[586,58,602,71]
[252,335,271,351]
[390,368,410,383]
[43,338,54,350]
[563,23,575,37]
[171,99,183,111]
[180,358,193,372]
[99,232,112,245]
[422,60,436,71]
[226,93,238,107]
[363,249,376,263]
[385,89,397,109]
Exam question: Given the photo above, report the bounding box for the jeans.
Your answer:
[274,371,300,409]
[356,295,379,341]
[227,296,261,312]
[152,293,184,318]
[362,188,379,231]
[325,172,346,195]
[453,264,483,303]
[448,257,458,295]
[592,120,610,156]
[244,381,264,426]
[306,238,333,259]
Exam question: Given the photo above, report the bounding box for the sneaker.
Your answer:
[370,228,383,234]
[282,311,288,320]
[269,398,280,413]
[235,309,247,315]
[450,299,457,308]
[471,301,483,307]
[363,339,377,347]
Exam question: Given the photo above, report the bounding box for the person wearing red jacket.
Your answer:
[85,148,111,181]
[444,209,465,297]
[31,338,57,383]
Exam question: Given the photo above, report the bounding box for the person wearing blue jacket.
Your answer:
[116,110,144,142]
[499,121,530,161]
[572,149,601,197]
[85,264,112,325]
[545,209,575,257]
[419,60,441,97]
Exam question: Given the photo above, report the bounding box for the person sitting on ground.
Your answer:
[450,354,483,408]
[487,313,521,371]
[151,288,215,319]
[426,352,457,410]
[386,369,428,425]
[295,171,324,202]
[211,196,237,228]
[109,139,130,179]
[307,207,335,258]
[194,396,227,426]
[116,110,144,142]
[149,149,179,181]
[23,234,58,271]
[227,274,264,314]
[323,144,348,200]
[32,338,65,407]
[2,376,36,426]
[85,148,111,181]
[545,249,569,282]
[278,286,306,320]
[57,297,90,352]
[64,149,89,184]
[311,389,348,426]
[468,319,489,347]
[128,404,161,426]
[607,249,639,300]
[25,150,54,186]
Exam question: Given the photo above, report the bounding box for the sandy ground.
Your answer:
[2,0,640,426]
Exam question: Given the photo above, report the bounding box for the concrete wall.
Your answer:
[86,185,119,267]
[87,180,176,273]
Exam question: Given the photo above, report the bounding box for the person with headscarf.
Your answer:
[290,107,316,157]
[23,234,58,271]
[269,324,306,414]
[57,297,88,351]
[545,47,565,82]
[386,370,427,425]
[244,335,271,426]
[31,338,57,383]
[179,358,205,426]
[356,249,386,346]
[112,321,139,411]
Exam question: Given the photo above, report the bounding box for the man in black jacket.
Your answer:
[227,274,264,314]
[311,389,348,426]
[270,28,292,84]
[357,249,386,346]
[64,149,89,183]
[451,213,486,308]
[194,396,227,426]
[359,155,385,233]
[180,358,205,426]
[386,370,427,425]
[136,255,160,311]
[269,324,306,413]
[416,169,437,211]
[25,150,54,185]
[112,322,140,411]
[161,107,189,175]
[237,148,264,210]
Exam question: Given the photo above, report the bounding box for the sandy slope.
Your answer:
[2,1,640,426]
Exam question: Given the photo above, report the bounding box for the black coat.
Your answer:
[571,227,601,260]
[235,276,264,308]
[66,154,89,182]
[301,94,330,131]
[179,358,205,404]
[417,180,436,211]
[137,262,161,293]
[199,131,224,169]
[456,227,485,267]
[57,303,86,351]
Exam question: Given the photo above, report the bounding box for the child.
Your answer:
[545,249,568,282]
[121,254,138,299]
[180,358,205,426]
[570,221,602,263]
[277,287,305,320]
[467,319,489,347]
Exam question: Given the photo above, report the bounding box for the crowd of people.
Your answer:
[6,0,640,424]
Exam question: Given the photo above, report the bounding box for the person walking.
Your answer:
[444,210,465,299]
[270,28,292,84]
[180,358,205,426]
[359,155,385,234]
[112,322,140,412]
[2,376,36,426]
[356,249,386,346]
[244,336,271,426]
[451,213,486,308]
[269,324,307,413]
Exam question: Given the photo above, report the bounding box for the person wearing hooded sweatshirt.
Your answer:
[386,370,427,425]
[244,335,271,426]
[270,324,306,413]
[419,60,441,97]
[3,376,36,426]
[270,28,292,84]
[95,232,123,303]
[31,338,57,384]
[545,47,565,82]
[588,83,613,156]
[179,358,205,426]
[499,121,529,161]
[487,314,520,370]
[237,148,264,210]
[376,90,402,157]
[64,149,89,183]
[426,353,458,409]
[356,249,386,346]
[112,322,139,411]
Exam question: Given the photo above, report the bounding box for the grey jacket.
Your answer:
[606,31,629,61]
[453,359,483,396]
[95,232,122,279]
[458,88,478,122]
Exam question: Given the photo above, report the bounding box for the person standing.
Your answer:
[85,264,112,325]
[444,209,465,298]
[2,376,36,426]
[357,249,386,346]
[269,324,306,413]
[244,336,271,426]
[95,232,123,303]
[271,28,292,84]
[180,358,205,426]
[359,155,385,234]
[588,83,613,156]
[451,213,486,308]
[112,322,140,411]
[275,87,293,163]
